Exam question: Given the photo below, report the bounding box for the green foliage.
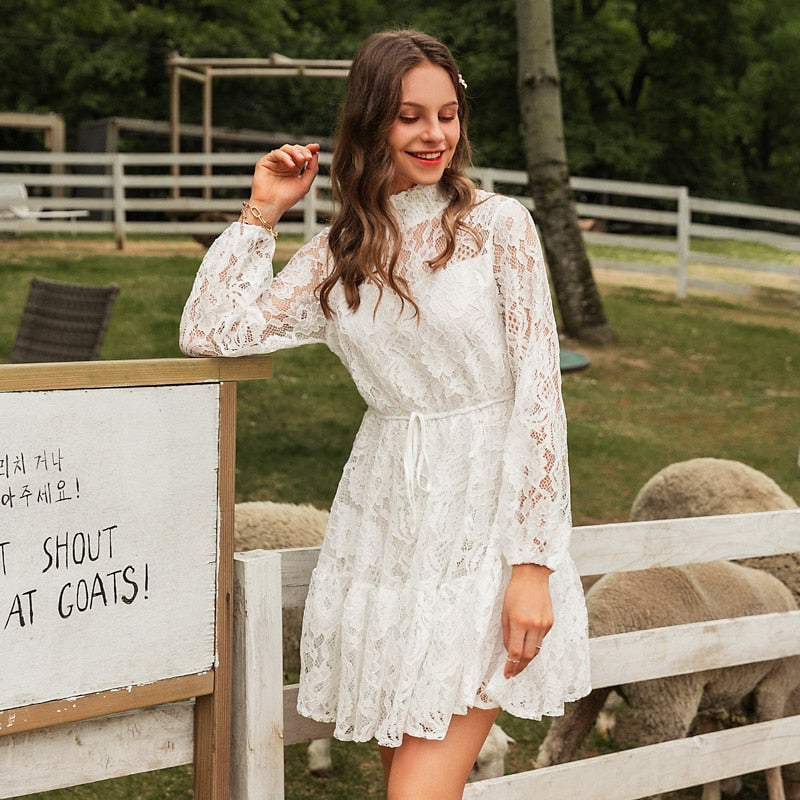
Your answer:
[553,0,800,204]
[0,0,291,148]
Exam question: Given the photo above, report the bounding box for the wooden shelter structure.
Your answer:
[166,52,350,160]
[0,112,67,196]
[0,112,65,153]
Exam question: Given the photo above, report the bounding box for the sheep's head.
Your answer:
[467,724,515,782]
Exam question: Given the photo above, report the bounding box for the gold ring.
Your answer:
[506,657,520,664]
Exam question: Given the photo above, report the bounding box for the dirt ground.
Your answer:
[0,234,297,261]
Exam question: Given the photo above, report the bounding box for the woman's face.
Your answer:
[387,62,460,194]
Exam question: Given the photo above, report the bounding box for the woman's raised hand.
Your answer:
[247,143,321,228]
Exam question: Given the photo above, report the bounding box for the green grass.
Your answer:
[0,251,193,362]
[563,287,800,523]
[1,236,798,799]
[586,235,800,266]
[690,236,800,263]
[17,770,194,800]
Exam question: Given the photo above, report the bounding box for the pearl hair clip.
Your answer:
[458,73,468,90]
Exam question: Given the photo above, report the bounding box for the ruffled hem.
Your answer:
[297,551,590,747]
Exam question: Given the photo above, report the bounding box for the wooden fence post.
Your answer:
[676,185,690,298]
[232,550,285,800]
[304,183,318,242]
[111,153,126,250]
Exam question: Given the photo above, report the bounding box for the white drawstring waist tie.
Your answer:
[376,395,514,511]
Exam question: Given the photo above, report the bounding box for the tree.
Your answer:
[552,0,800,207]
[516,0,615,344]
[0,0,292,150]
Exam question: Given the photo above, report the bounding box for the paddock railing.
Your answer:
[1,151,799,299]
[1,508,798,799]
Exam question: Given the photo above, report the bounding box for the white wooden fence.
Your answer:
[1,151,799,299]
[1,509,798,799]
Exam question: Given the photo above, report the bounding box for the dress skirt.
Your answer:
[296,397,590,747]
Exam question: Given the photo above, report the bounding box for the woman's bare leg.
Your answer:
[379,743,395,785]
[379,706,499,800]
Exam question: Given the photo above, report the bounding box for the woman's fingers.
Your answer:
[265,143,320,177]
[249,143,321,222]
[503,618,547,678]
[502,564,553,678]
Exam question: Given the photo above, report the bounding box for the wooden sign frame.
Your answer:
[0,356,272,800]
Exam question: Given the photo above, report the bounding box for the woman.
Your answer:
[181,29,590,800]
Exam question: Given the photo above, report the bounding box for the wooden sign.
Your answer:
[0,357,272,800]
[0,383,219,709]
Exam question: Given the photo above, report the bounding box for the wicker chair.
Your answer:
[9,277,119,363]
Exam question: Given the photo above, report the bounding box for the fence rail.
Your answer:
[1,509,798,799]
[2,151,800,297]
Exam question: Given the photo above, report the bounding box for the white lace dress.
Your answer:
[180,183,591,747]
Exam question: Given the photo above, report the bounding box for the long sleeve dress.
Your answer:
[180,182,591,747]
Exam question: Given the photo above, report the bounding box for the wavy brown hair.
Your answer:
[318,30,478,318]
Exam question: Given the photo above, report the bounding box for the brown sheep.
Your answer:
[234,500,329,676]
[630,457,800,798]
[536,458,800,800]
[535,560,800,800]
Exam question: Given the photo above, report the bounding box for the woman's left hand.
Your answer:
[502,563,554,678]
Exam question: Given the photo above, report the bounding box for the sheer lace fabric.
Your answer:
[180,184,591,746]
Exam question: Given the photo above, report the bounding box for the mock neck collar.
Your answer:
[388,183,448,226]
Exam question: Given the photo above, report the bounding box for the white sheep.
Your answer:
[535,560,800,800]
[306,722,515,781]
[630,458,799,604]
[469,723,516,782]
[234,500,330,550]
[538,458,800,799]
[233,500,515,782]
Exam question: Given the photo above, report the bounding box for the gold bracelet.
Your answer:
[240,202,278,239]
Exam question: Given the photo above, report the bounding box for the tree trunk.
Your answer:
[516,0,616,344]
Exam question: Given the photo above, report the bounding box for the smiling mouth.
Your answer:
[407,151,445,163]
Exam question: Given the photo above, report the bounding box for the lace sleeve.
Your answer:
[490,198,572,570]
[179,222,329,357]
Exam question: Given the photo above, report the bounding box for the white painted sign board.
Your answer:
[0,383,220,710]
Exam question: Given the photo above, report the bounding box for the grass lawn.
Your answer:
[0,234,798,799]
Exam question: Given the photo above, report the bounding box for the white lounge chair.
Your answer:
[0,181,89,222]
